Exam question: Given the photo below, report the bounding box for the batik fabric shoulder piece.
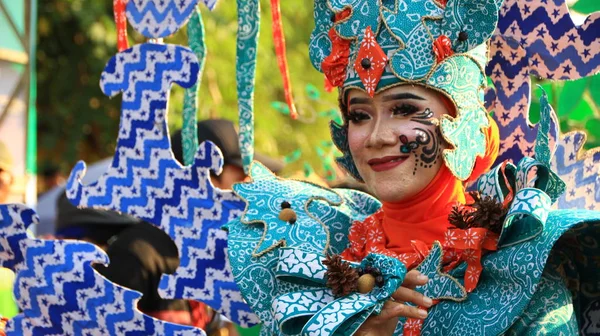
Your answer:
[0,204,205,335]
[65,43,256,326]
[311,0,502,181]
[126,0,200,38]
[226,162,381,334]
[486,0,600,167]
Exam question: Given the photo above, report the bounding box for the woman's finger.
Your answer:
[402,270,428,289]
[392,286,433,308]
[376,301,428,321]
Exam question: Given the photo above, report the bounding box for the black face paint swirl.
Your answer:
[409,108,436,126]
[399,127,443,175]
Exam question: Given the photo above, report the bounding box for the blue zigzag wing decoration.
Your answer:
[127,0,200,38]
[0,204,204,335]
[227,162,381,334]
[552,131,600,211]
[65,43,256,326]
[486,0,600,166]
[0,204,36,271]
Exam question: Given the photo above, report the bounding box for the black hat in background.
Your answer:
[171,119,284,173]
[56,191,141,242]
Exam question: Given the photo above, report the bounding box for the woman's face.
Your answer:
[346,85,450,202]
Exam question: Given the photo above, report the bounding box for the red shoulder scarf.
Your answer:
[342,164,466,262]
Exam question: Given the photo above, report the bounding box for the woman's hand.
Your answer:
[355,270,432,336]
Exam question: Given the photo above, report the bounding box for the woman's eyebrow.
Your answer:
[382,93,426,102]
[348,97,371,105]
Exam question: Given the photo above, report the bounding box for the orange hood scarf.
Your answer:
[381,115,500,255]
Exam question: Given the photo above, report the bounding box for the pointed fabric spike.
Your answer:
[114,0,129,51]
[182,8,207,166]
[236,0,260,173]
[270,0,298,119]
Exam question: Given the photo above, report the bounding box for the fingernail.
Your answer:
[417,274,428,282]
[418,309,428,319]
[423,296,433,307]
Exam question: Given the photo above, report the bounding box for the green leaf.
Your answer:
[569,98,594,122]
[284,149,302,164]
[557,78,589,116]
[271,101,290,115]
[571,0,600,14]
[315,146,326,158]
[585,118,600,140]
[529,100,541,124]
[589,74,600,109]
[303,162,315,177]
[305,83,321,101]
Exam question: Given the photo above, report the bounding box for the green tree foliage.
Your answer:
[36,0,600,178]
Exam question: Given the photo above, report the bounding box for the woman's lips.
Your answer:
[367,155,408,172]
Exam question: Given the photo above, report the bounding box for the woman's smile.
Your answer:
[367,155,408,172]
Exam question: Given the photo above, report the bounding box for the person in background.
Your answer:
[39,163,66,196]
[55,192,209,327]
[170,119,284,188]
[89,119,283,335]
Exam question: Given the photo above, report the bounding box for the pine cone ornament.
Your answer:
[448,204,474,229]
[323,254,359,297]
[469,192,507,234]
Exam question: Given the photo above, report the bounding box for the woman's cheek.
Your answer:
[347,126,368,162]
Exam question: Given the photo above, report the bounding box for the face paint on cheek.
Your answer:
[409,108,439,126]
[399,127,444,175]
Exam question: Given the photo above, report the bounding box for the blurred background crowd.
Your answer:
[0,0,599,335]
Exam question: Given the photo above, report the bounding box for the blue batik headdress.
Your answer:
[310,0,504,182]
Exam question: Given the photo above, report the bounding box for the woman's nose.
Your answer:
[366,121,398,149]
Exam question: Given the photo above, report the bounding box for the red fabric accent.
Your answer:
[0,317,8,336]
[322,28,351,88]
[380,164,466,254]
[354,26,388,97]
[270,0,298,119]
[114,0,129,52]
[433,35,454,63]
[147,310,193,326]
[403,317,424,335]
[444,228,499,292]
[189,300,213,329]
[467,115,500,182]
[500,160,515,207]
[324,76,335,93]
[146,301,211,329]
[342,165,466,269]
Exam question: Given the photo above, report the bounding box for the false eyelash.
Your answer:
[391,104,419,116]
[347,111,370,123]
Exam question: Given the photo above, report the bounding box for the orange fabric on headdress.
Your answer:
[381,164,466,254]
[468,115,499,182]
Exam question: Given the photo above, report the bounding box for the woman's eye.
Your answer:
[391,104,419,116]
[347,111,370,123]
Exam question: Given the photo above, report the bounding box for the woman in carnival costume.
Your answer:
[225,0,600,335]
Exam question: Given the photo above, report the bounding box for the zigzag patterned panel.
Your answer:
[0,204,204,336]
[552,132,600,210]
[65,43,257,326]
[487,0,600,166]
[127,0,200,38]
[485,0,600,210]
